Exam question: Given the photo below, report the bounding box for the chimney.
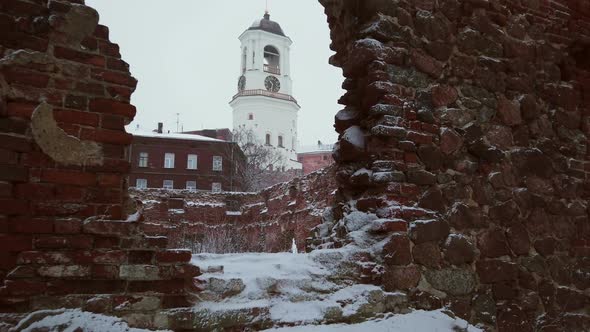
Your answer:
[317,140,322,148]
[157,122,163,134]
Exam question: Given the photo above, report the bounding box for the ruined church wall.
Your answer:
[320,0,590,330]
[0,0,198,326]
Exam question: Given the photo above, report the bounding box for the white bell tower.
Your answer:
[230,12,302,170]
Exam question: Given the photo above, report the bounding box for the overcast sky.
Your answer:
[85,0,343,147]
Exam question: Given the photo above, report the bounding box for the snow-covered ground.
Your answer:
[263,309,480,332]
[9,251,482,331]
[191,251,483,331]
[10,309,169,332]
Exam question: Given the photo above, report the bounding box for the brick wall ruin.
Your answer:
[131,166,336,254]
[320,0,590,331]
[0,0,198,326]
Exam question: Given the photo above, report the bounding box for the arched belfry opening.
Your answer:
[263,45,280,74]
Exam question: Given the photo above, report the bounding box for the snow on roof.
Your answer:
[132,129,225,142]
[298,143,334,154]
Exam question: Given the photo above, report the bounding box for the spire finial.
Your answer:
[264,0,270,18]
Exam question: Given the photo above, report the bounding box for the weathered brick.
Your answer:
[127,279,186,294]
[91,69,137,88]
[0,181,12,197]
[54,46,106,67]
[8,217,53,234]
[155,250,192,264]
[93,25,110,39]
[98,40,121,57]
[38,265,91,278]
[3,67,50,88]
[80,127,133,145]
[0,234,32,251]
[0,165,28,182]
[54,218,82,234]
[88,98,136,117]
[40,169,97,186]
[33,235,93,250]
[120,265,161,280]
[0,133,32,152]
[0,199,30,215]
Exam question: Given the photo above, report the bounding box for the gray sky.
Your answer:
[85,0,343,147]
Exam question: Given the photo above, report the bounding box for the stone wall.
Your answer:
[320,0,590,331]
[0,0,198,326]
[131,166,336,253]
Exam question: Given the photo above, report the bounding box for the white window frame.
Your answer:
[138,152,148,167]
[187,154,198,170]
[163,180,174,189]
[211,182,222,193]
[136,178,147,189]
[164,153,175,169]
[212,156,223,171]
[186,181,197,191]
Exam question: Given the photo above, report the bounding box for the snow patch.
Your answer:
[263,309,482,332]
[12,309,169,332]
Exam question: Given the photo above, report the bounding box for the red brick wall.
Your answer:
[298,152,334,175]
[320,0,590,330]
[132,166,336,253]
[129,135,245,192]
[0,0,198,326]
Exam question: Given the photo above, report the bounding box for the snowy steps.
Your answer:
[153,251,409,331]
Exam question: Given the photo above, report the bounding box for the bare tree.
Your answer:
[229,127,289,191]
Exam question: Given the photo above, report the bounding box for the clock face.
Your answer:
[264,76,280,92]
[238,75,246,92]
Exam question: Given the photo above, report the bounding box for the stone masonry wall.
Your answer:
[320,0,590,331]
[0,0,199,327]
[131,166,336,254]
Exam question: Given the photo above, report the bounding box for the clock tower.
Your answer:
[230,12,302,170]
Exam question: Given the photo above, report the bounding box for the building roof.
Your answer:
[248,12,286,37]
[132,129,224,142]
[298,142,335,154]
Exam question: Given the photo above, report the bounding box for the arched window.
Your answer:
[265,133,271,146]
[278,135,284,148]
[263,45,280,74]
[248,113,254,120]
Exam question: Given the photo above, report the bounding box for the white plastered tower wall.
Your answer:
[230,13,302,170]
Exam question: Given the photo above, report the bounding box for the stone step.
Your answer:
[158,286,409,331]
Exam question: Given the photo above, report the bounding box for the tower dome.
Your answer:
[248,12,286,37]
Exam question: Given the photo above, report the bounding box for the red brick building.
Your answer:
[129,125,245,192]
[297,141,334,175]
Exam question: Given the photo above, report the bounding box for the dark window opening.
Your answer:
[263,45,280,74]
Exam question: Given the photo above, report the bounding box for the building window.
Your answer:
[186,181,197,191]
[163,180,174,189]
[138,152,148,167]
[187,154,198,170]
[212,182,222,193]
[164,153,175,168]
[265,133,271,146]
[263,45,280,74]
[248,113,254,120]
[278,135,284,148]
[323,155,328,160]
[136,178,147,189]
[212,156,223,171]
[242,47,247,73]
